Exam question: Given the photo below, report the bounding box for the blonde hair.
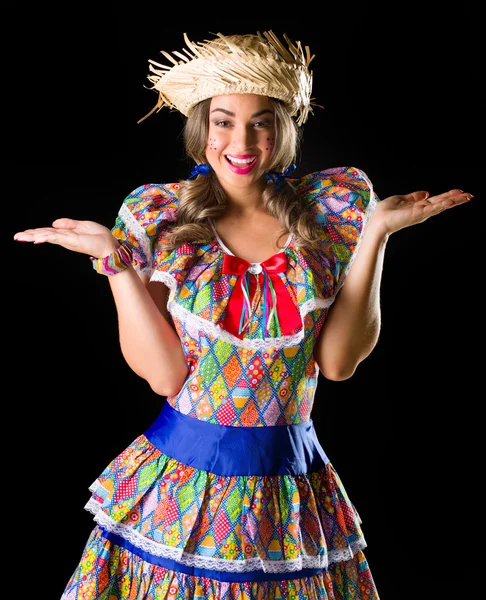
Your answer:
[160,96,322,252]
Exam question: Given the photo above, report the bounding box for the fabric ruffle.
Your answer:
[108,169,378,358]
[62,525,379,599]
[82,434,367,572]
[111,182,182,277]
[110,166,378,314]
[62,432,379,599]
[292,166,378,299]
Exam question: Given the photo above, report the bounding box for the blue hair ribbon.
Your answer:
[264,164,297,190]
[188,164,211,180]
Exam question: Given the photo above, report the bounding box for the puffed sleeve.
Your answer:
[110,182,180,279]
[296,166,380,298]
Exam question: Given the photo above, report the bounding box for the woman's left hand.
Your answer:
[371,189,473,237]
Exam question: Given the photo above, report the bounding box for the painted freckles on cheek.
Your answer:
[265,137,275,151]
[207,138,220,152]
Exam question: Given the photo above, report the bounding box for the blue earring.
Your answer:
[264,164,297,190]
[188,164,211,180]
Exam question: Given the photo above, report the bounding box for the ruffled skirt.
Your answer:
[61,402,380,599]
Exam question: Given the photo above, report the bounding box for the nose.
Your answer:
[229,123,257,151]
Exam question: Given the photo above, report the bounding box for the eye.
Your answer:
[214,120,232,128]
[253,120,272,128]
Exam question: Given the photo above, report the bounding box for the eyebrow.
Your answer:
[210,108,274,118]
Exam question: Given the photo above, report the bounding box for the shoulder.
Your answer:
[290,167,379,292]
[122,182,183,218]
[111,181,184,249]
[114,181,184,237]
[111,182,185,273]
[292,166,375,206]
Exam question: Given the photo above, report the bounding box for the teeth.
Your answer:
[226,156,256,165]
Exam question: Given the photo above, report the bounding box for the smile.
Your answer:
[225,155,257,174]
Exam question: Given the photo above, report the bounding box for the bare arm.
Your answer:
[313,187,472,381]
[13,218,188,397]
[313,220,388,381]
[108,262,188,396]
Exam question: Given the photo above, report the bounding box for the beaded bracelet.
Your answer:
[90,242,133,276]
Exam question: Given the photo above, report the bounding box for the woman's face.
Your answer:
[206,94,275,194]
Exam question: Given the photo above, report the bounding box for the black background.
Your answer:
[7,2,483,598]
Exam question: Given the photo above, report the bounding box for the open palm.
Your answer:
[13,218,119,258]
[373,189,473,236]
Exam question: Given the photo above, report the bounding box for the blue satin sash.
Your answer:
[144,401,329,477]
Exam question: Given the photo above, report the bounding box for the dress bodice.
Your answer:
[111,167,378,427]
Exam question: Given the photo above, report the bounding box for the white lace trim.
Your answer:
[300,297,335,315]
[120,203,154,276]
[167,301,295,350]
[121,176,377,309]
[143,204,379,349]
[141,187,380,349]
[85,492,367,573]
[329,539,367,563]
[164,295,336,350]
[151,269,178,291]
[85,496,105,514]
[88,479,99,493]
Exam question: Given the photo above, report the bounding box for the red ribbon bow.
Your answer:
[221,253,302,339]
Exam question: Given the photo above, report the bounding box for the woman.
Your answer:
[14,32,472,600]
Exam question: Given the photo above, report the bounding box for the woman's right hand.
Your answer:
[13,218,120,258]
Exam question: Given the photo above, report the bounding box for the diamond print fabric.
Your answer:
[62,166,381,599]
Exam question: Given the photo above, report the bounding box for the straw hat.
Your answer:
[138,31,318,126]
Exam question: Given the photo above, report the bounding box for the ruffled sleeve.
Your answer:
[110,182,181,280]
[296,166,379,298]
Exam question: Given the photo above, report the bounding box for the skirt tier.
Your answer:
[62,402,380,599]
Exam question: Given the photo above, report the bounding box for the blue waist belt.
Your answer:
[144,401,329,477]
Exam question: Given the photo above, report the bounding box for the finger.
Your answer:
[14,227,58,240]
[14,228,74,243]
[427,190,473,206]
[404,190,430,204]
[22,232,64,245]
[444,188,466,196]
[52,218,81,229]
[420,193,473,220]
[407,189,472,209]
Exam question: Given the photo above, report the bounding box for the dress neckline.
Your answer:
[208,218,293,266]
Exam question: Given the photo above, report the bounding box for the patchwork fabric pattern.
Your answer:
[63,525,378,599]
[62,166,381,599]
[85,435,365,568]
[110,166,377,427]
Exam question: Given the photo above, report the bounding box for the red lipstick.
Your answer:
[225,155,257,175]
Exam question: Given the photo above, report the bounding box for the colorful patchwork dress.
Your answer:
[62,166,381,599]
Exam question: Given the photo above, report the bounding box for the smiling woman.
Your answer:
[170,92,317,262]
[209,100,274,172]
[13,30,473,600]
[209,97,284,174]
